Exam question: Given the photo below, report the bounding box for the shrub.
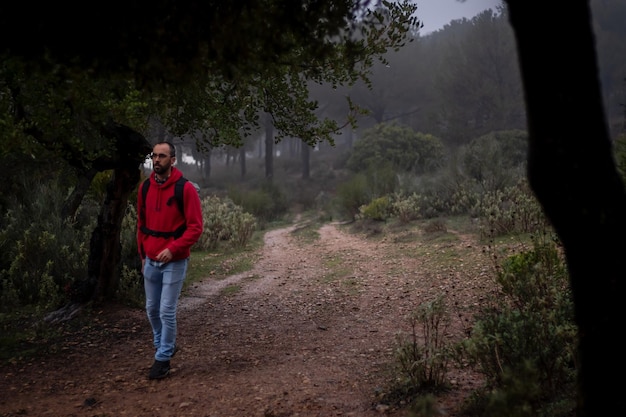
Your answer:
[393,168,482,220]
[334,165,400,221]
[117,204,144,306]
[460,130,527,192]
[334,173,371,221]
[116,264,144,308]
[384,296,453,408]
[359,196,392,221]
[347,122,446,175]
[229,182,287,228]
[195,195,257,251]
[460,233,577,416]
[472,178,547,237]
[392,192,423,223]
[0,179,94,311]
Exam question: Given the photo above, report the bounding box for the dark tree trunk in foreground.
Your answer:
[504,1,626,415]
[86,123,151,302]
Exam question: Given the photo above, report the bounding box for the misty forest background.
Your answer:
[1,1,626,415]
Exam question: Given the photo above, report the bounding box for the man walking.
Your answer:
[137,141,203,379]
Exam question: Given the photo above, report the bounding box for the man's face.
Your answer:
[151,144,174,175]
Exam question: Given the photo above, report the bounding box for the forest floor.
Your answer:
[0,217,497,417]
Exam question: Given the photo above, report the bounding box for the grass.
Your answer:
[290,222,321,243]
[220,284,242,296]
[320,254,352,284]
[289,211,326,243]
[341,277,360,295]
[184,229,265,291]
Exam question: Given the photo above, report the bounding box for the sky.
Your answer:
[412,0,502,34]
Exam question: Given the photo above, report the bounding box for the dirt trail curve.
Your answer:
[0,221,487,417]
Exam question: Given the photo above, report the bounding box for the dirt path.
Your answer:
[0,221,490,417]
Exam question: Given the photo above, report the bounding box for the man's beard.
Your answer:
[153,163,170,174]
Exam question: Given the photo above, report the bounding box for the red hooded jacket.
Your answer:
[137,166,203,261]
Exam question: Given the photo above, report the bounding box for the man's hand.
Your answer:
[157,248,173,263]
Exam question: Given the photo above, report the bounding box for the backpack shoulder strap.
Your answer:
[174,177,188,214]
[143,176,188,214]
[141,178,150,211]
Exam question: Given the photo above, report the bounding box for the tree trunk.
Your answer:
[61,167,98,219]
[88,165,142,301]
[505,1,626,415]
[86,123,151,303]
[301,141,310,179]
[265,113,274,180]
[239,146,247,178]
[203,150,211,180]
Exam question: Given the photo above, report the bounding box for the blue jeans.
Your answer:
[143,258,188,362]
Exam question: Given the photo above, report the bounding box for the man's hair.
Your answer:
[155,141,176,157]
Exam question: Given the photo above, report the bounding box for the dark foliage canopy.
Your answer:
[0,0,389,85]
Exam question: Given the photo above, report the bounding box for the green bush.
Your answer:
[117,204,144,306]
[334,173,372,221]
[359,196,392,221]
[229,182,288,228]
[472,178,547,237]
[391,192,423,223]
[347,122,446,175]
[384,296,453,408]
[460,130,527,192]
[460,233,577,416]
[195,195,257,251]
[393,167,483,220]
[116,264,144,308]
[333,165,400,222]
[0,180,94,311]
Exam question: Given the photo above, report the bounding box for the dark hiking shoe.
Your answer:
[149,360,171,380]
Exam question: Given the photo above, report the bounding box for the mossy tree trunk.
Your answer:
[86,123,151,302]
